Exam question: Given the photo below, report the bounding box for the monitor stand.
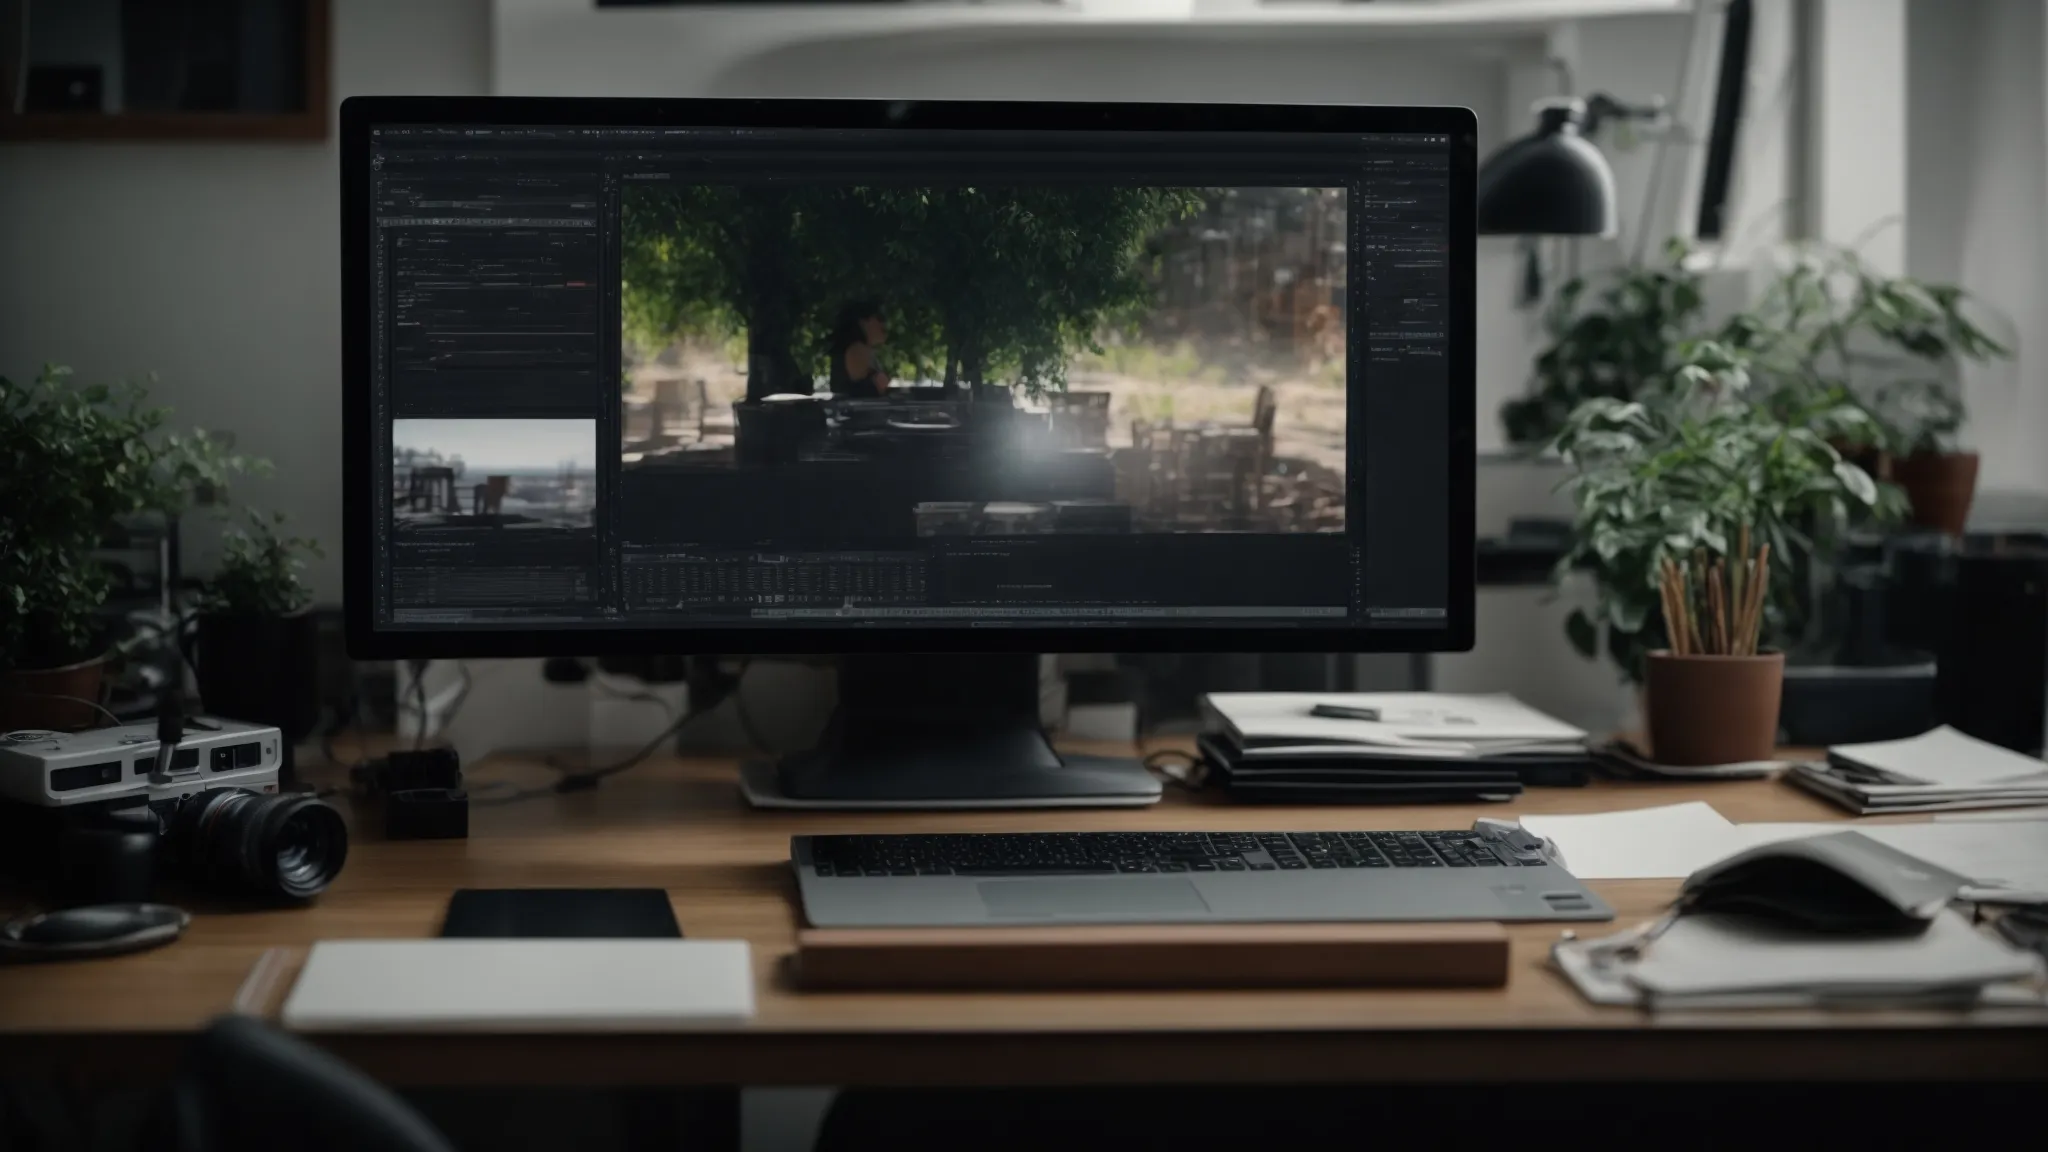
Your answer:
[768,653,1162,807]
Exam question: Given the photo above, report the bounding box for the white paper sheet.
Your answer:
[1729,821,2048,897]
[1520,802,1739,880]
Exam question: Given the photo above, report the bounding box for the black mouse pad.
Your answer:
[440,889,682,939]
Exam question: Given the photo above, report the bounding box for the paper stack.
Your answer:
[1787,726,2048,815]
[1554,909,2045,1011]
[1199,693,1591,802]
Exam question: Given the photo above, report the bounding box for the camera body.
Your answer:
[0,717,282,810]
[1,719,346,903]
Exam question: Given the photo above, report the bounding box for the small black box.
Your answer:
[372,748,463,794]
[385,788,468,840]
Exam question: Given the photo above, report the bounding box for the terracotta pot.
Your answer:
[0,655,109,732]
[1644,650,1785,766]
[1891,450,1979,536]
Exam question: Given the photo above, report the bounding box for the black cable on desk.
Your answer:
[477,660,754,805]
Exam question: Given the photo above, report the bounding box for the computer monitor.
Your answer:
[341,98,1476,804]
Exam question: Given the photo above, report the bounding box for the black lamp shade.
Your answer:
[1477,100,1618,237]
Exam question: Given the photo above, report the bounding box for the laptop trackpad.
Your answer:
[978,878,1210,920]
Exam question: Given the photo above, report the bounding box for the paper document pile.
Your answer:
[1554,909,2044,1010]
[1199,693,1593,802]
[1788,726,2048,815]
[1202,692,1588,758]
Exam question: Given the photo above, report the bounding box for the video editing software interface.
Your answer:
[366,122,1453,631]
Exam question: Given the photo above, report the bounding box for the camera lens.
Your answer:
[167,790,349,901]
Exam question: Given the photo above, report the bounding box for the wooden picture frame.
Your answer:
[0,0,329,142]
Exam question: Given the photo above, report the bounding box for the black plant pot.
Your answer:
[195,611,320,787]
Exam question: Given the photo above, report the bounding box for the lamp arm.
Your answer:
[1581,92,1667,137]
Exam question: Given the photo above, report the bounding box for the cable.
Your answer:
[589,672,679,722]
[493,662,753,803]
[411,660,430,750]
[1142,747,1206,791]
[441,660,474,733]
[8,693,123,729]
[402,659,473,751]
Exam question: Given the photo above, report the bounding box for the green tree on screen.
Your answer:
[620,184,1198,399]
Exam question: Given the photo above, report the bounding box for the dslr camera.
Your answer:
[0,718,348,903]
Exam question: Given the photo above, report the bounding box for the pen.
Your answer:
[1310,704,1380,721]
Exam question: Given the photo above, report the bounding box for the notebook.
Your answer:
[1202,692,1588,756]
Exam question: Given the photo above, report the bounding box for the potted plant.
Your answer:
[1741,245,2009,534]
[1869,380,1976,536]
[1500,239,1710,448]
[1553,341,1902,759]
[0,365,249,731]
[193,509,323,781]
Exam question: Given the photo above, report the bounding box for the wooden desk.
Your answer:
[5,746,2045,1088]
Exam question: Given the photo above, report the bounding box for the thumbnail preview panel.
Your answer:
[392,418,597,536]
[617,184,1349,546]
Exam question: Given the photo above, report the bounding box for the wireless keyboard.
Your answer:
[792,829,1613,927]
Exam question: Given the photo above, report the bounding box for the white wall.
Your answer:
[0,0,494,601]
[1937,0,2048,494]
[1810,0,1907,274]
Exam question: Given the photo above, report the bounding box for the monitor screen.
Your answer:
[345,101,1472,654]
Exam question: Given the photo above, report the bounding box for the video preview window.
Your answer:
[391,418,597,537]
[618,185,1348,542]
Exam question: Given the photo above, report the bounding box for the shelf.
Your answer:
[565,0,1692,49]
[674,0,1691,33]
[0,110,326,143]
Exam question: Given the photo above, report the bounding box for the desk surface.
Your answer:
[5,743,2045,1087]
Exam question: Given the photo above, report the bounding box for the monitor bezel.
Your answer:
[341,96,1476,658]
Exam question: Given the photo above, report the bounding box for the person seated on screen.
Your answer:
[827,300,893,399]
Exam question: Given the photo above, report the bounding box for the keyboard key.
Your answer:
[1309,859,1338,869]
[1190,861,1217,871]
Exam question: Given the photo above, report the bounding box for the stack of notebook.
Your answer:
[1198,693,1592,803]
[1788,726,2048,815]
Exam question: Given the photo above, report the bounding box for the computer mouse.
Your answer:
[1679,831,1967,934]
[0,904,190,960]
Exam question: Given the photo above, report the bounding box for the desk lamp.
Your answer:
[1476,94,1671,238]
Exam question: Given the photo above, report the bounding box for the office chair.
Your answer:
[145,1015,455,1152]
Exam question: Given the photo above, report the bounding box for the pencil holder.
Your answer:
[1644,650,1785,766]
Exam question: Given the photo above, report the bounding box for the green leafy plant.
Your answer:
[197,508,322,617]
[1735,244,2008,457]
[1864,378,1966,457]
[1553,341,1903,682]
[0,365,257,670]
[1501,239,1710,447]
